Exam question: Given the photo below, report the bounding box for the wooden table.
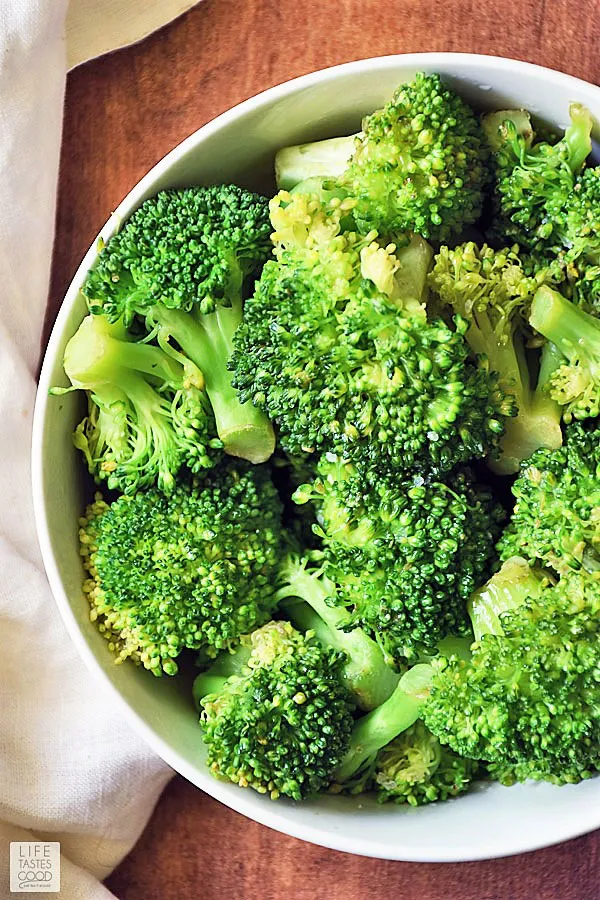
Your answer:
[50,1,600,897]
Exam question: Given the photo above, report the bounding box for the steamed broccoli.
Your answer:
[231,188,507,479]
[483,104,592,257]
[274,555,400,710]
[373,720,479,806]
[294,457,504,660]
[498,422,600,575]
[82,185,275,463]
[56,314,222,493]
[429,242,563,473]
[276,73,490,241]
[423,558,600,785]
[564,166,600,312]
[195,621,357,800]
[79,463,285,675]
[529,285,600,422]
[195,624,434,800]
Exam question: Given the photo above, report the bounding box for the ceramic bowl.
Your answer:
[32,53,600,861]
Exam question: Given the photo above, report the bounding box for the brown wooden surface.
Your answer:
[50,1,600,897]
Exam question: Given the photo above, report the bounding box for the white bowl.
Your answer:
[33,53,600,861]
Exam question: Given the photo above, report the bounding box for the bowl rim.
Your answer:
[32,51,600,862]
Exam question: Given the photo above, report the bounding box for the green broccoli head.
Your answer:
[423,559,600,785]
[231,189,507,479]
[345,73,490,241]
[498,422,600,575]
[79,463,286,675]
[296,458,504,659]
[196,621,356,800]
[60,314,222,494]
[429,242,563,473]
[81,185,275,465]
[84,184,272,320]
[373,720,479,806]
[483,104,592,257]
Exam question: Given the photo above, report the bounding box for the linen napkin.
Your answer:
[0,1,200,897]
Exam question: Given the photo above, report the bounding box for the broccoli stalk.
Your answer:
[275,136,356,191]
[82,185,276,464]
[429,243,563,473]
[274,556,400,710]
[58,314,221,493]
[530,285,600,421]
[333,663,434,785]
[467,556,547,640]
[150,299,274,462]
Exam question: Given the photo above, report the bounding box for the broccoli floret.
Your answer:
[294,457,504,660]
[423,558,600,785]
[195,619,435,800]
[274,555,400,710]
[563,166,600,314]
[429,242,563,473]
[373,720,479,806]
[231,189,506,479]
[79,463,285,675]
[498,423,600,575]
[275,73,490,241]
[82,185,275,463]
[195,621,357,800]
[55,314,222,493]
[483,104,592,257]
[529,285,600,422]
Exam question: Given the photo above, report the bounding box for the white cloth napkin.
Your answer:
[0,2,200,898]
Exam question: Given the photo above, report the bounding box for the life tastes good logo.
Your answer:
[9,842,60,893]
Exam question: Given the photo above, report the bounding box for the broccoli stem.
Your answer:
[564,103,594,172]
[467,557,546,641]
[275,135,357,191]
[192,642,253,710]
[276,562,399,711]
[151,304,275,464]
[466,308,562,474]
[63,314,186,388]
[530,286,600,372]
[334,663,433,783]
[481,109,534,151]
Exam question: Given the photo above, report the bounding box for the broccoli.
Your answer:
[55,314,222,494]
[294,457,504,660]
[275,73,490,241]
[195,621,357,800]
[79,463,285,675]
[529,285,600,422]
[498,422,600,575]
[195,624,434,799]
[231,188,507,480]
[423,558,600,785]
[483,104,592,257]
[372,720,479,806]
[82,185,276,463]
[429,242,563,473]
[274,555,400,710]
[563,166,600,314]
